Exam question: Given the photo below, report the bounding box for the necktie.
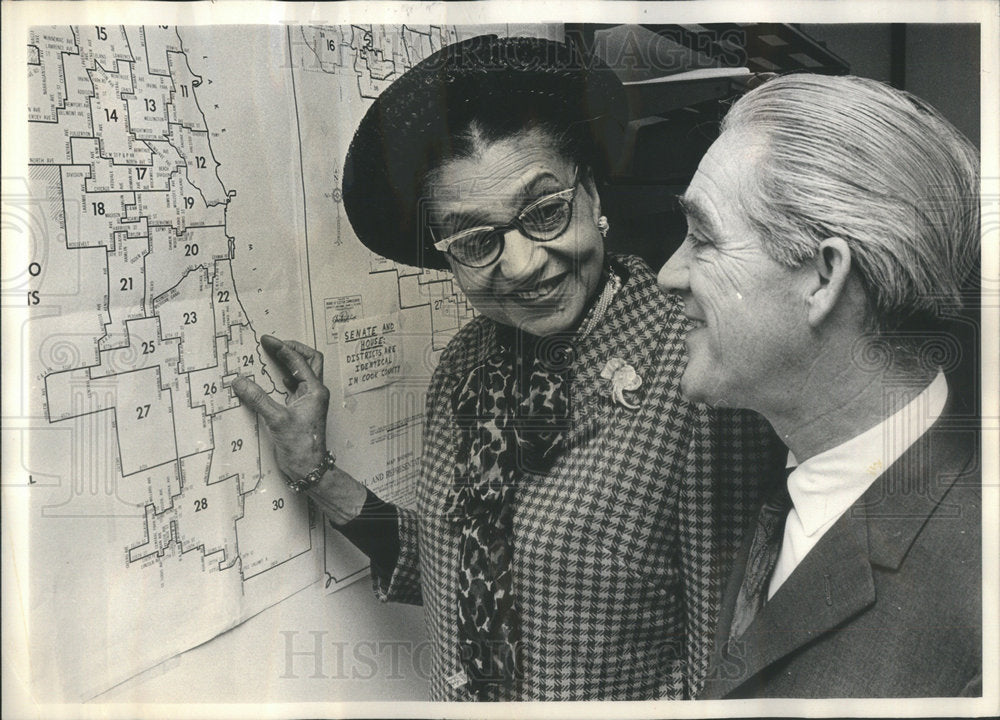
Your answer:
[728,472,794,641]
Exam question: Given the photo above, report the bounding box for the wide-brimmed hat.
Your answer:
[342,34,628,270]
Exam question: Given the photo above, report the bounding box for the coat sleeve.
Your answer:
[370,503,423,605]
[368,324,470,606]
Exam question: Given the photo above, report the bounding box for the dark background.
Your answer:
[565,23,981,265]
[568,23,981,416]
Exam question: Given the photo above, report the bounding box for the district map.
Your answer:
[8,23,526,700]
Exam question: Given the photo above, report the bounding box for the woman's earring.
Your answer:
[597,216,610,238]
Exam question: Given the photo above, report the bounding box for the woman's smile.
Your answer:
[508,272,568,303]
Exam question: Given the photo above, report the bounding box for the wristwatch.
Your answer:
[285,450,337,493]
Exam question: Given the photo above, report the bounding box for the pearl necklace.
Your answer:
[576,265,623,340]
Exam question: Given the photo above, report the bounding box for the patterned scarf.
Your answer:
[444,266,620,698]
[444,330,572,697]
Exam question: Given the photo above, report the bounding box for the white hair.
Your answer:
[721,73,980,334]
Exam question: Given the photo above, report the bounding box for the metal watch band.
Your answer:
[285,450,337,493]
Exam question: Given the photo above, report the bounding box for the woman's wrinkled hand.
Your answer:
[231,334,331,482]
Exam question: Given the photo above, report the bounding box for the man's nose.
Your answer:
[658,239,692,293]
[497,229,542,280]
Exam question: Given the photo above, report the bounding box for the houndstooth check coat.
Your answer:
[370,254,780,700]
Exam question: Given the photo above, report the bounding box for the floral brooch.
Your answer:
[600,358,643,410]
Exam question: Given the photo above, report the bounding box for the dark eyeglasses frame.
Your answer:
[430,167,580,268]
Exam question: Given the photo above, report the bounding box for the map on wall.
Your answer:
[5,22,539,701]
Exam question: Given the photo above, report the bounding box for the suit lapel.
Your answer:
[705,513,876,697]
[860,417,975,569]
[740,517,875,679]
[702,410,976,698]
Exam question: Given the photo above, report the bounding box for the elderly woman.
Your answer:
[233,35,777,701]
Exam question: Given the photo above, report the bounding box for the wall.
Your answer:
[801,23,980,146]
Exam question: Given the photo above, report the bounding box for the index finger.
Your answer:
[268,339,321,388]
[282,339,324,382]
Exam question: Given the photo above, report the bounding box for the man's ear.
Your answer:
[807,237,853,328]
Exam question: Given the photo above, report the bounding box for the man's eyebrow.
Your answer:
[676,193,711,230]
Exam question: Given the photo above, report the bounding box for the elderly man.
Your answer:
[658,73,981,698]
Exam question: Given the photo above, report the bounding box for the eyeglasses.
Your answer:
[429,167,580,268]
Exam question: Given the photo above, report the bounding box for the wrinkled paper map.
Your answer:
[4,23,532,700]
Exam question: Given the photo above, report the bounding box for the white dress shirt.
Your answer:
[768,371,948,599]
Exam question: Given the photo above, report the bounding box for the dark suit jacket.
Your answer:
[700,412,981,698]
